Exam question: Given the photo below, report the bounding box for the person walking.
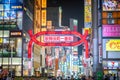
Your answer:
[110,74,113,80]
[113,74,116,80]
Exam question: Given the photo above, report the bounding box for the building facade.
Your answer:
[0,0,34,76]
[102,0,120,77]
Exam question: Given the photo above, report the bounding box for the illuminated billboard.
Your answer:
[106,39,120,51]
[84,5,92,27]
[102,0,120,11]
[103,61,120,69]
[44,35,73,42]
[0,0,23,4]
[42,0,46,8]
[27,30,89,59]
[103,25,120,37]
[0,1,23,30]
[41,10,46,26]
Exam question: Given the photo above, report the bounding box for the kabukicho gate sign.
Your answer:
[28,30,89,59]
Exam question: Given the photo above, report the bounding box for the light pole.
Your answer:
[11,41,14,80]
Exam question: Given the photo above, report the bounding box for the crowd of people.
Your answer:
[51,75,95,80]
[51,73,118,80]
[103,74,116,80]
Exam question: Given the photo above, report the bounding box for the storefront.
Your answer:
[102,39,120,78]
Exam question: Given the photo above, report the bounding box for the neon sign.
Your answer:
[106,40,120,51]
[28,30,89,59]
[44,35,73,42]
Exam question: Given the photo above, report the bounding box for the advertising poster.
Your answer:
[102,25,120,37]
[103,0,120,11]
[0,0,23,30]
[84,5,92,27]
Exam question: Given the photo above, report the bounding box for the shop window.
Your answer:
[4,11,10,20]
[108,19,114,24]
[0,11,3,19]
[17,11,22,18]
[118,19,120,24]
[17,11,22,30]
[0,58,2,65]
[4,11,16,20]
[10,19,16,25]
[3,30,9,37]
[16,38,22,57]
[0,31,3,37]
[107,12,112,18]
[3,58,8,65]
[0,43,2,57]
[17,18,22,30]
[10,0,17,3]
[0,4,3,11]
[0,20,4,25]
[12,58,21,65]
[4,4,10,10]
[15,65,21,76]
[10,38,22,57]
[0,33,3,57]
[9,38,16,57]
[3,38,10,57]
[10,11,16,19]
[4,0,10,3]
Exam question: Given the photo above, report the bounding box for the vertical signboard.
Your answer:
[47,20,52,30]
[41,10,46,26]
[99,45,102,63]
[84,6,92,27]
[42,0,46,8]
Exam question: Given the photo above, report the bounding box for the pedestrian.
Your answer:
[104,75,109,80]
[110,74,113,80]
[87,76,93,80]
[81,75,86,80]
[113,74,116,80]
[56,74,62,80]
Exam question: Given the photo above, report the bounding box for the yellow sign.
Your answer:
[42,0,46,8]
[85,6,91,23]
[106,40,120,51]
[83,28,92,34]
[41,10,46,26]
[0,38,3,43]
[47,21,52,29]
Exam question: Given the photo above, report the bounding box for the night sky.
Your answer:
[47,0,84,30]
[47,0,84,55]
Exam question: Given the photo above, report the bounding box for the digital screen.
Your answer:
[4,4,10,10]
[0,0,22,3]
[4,11,16,19]
[0,11,22,22]
[0,4,3,10]
[103,0,120,11]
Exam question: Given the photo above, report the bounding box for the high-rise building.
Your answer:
[0,0,34,76]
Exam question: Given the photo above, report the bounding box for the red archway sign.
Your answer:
[27,30,89,59]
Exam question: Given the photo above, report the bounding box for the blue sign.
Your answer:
[0,0,23,4]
